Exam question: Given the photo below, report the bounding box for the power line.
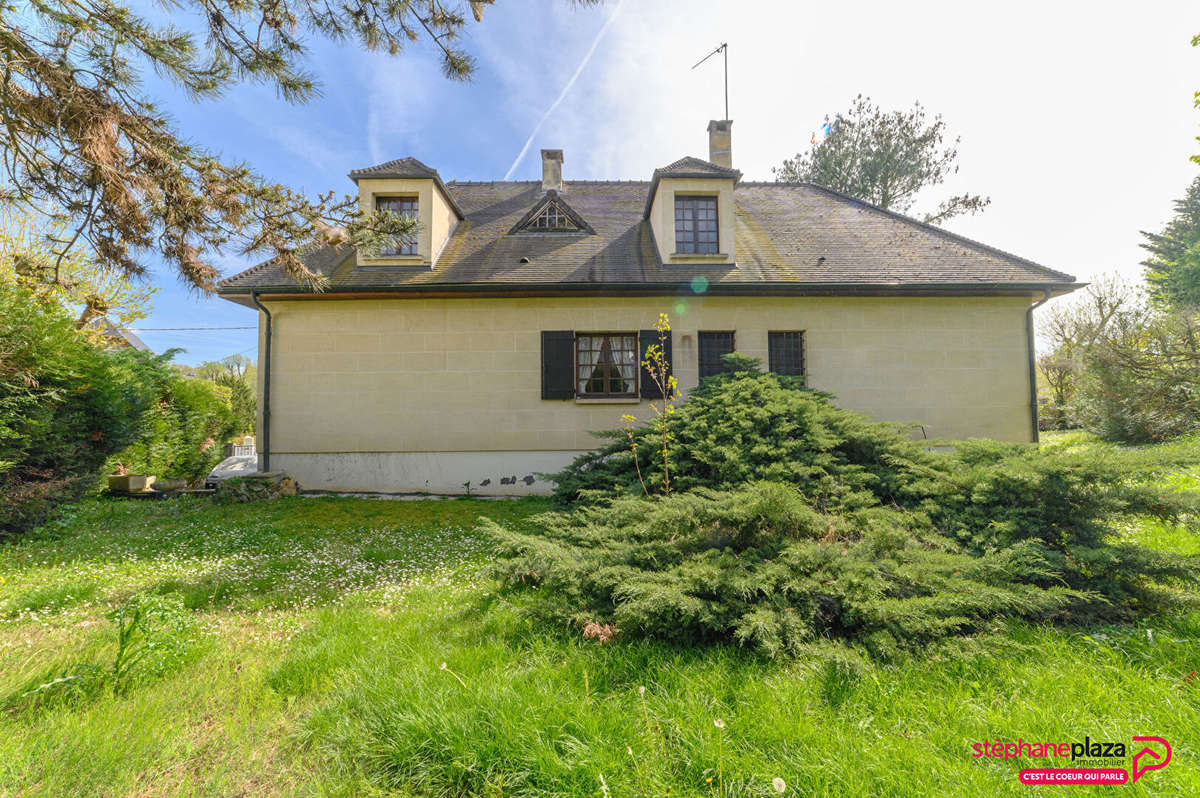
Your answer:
[130,326,257,331]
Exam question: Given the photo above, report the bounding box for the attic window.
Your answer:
[509,194,594,236]
[531,204,578,231]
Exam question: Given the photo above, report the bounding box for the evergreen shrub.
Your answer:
[488,356,1199,657]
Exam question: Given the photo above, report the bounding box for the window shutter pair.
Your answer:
[540,330,673,400]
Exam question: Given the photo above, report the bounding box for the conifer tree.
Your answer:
[0,0,591,291]
[1141,175,1200,308]
[774,95,989,225]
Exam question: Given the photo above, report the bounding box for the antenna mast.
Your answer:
[691,42,728,119]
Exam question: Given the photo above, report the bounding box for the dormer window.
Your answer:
[376,196,418,255]
[674,196,719,255]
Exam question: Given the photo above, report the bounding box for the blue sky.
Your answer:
[131,0,1200,363]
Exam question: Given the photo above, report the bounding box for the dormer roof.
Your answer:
[347,157,465,219]
[643,156,742,218]
[348,156,441,180]
[652,156,742,180]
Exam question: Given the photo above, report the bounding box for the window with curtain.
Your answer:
[576,333,638,397]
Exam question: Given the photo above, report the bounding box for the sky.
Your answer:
[130,0,1200,363]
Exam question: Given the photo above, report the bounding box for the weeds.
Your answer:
[4,592,195,712]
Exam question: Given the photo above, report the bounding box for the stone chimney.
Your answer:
[541,149,563,192]
[707,120,732,169]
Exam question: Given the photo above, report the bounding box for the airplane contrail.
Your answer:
[503,0,625,180]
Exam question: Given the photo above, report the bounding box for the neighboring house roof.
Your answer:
[219,179,1077,298]
[89,317,151,351]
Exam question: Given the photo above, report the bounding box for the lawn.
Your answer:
[0,462,1198,796]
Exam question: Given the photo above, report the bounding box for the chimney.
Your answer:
[707,120,732,169]
[541,149,563,192]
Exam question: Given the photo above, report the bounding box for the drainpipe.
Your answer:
[1025,289,1053,444]
[250,292,272,472]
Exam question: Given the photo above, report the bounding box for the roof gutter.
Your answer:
[219,280,1082,301]
[1026,289,1053,443]
[250,292,272,472]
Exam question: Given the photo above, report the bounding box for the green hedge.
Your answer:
[106,371,238,485]
[0,286,163,536]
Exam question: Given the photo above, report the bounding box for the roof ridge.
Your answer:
[444,179,652,185]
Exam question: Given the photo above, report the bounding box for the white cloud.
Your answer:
[503,0,626,179]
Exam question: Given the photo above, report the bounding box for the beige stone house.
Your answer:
[218,120,1078,495]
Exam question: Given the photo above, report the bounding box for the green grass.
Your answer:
[0,481,1197,796]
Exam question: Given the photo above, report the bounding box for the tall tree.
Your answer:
[1036,273,1139,426]
[1193,32,1200,165]
[1140,175,1200,308]
[179,354,258,434]
[0,0,593,292]
[774,95,990,225]
[0,203,156,331]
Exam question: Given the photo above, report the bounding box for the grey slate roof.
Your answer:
[653,156,741,180]
[218,179,1077,296]
[347,156,441,180]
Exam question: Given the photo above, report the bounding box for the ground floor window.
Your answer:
[698,331,736,379]
[577,333,638,397]
[768,331,806,376]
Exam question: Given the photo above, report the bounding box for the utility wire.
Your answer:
[129,326,257,331]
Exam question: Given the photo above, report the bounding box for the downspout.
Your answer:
[250,292,272,472]
[1026,289,1053,444]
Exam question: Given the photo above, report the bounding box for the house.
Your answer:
[88,317,151,352]
[217,120,1079,495]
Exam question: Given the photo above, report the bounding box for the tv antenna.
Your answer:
[691,42,729,120]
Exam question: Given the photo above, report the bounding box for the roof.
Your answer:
[347,156,441,180]
[642,156,743,218]
[653,156,741,180]
[219,178,1077,298]
[347,157,465,219]
[89,317,151,351]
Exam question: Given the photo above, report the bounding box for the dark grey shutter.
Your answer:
[541,331,575,399]
[639,329,673,399]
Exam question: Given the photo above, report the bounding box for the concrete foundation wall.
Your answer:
[257,294,1035,494]
[274,450,585,495]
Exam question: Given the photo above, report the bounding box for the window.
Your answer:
[375,196,418,255]
[768,331,806,376]
[674,196,719,254]
[576,333,638,397]
[530,203,579,231]
[698,331,735,379]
